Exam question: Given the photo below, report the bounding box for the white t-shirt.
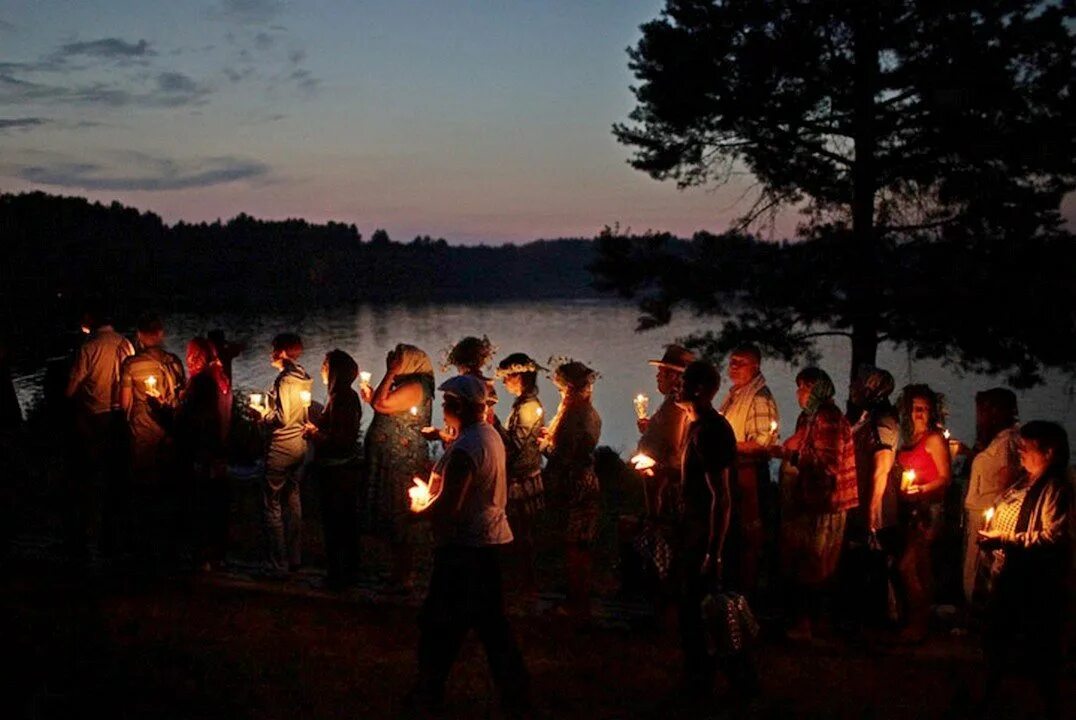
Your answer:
[432,422,513,547]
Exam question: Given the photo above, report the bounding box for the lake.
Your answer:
[13,299,1076,453]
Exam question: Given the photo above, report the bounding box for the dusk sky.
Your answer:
[0,0,805,244]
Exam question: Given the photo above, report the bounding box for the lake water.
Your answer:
[13,299,1076,453]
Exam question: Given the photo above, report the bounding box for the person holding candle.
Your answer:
[962,388,1020,605]
[495,352,547,596]
[770,367,858,641]
[360,343,434,591]
[976,421,1071,719]
[173,337,232,572]
[118,313,185,566]
[540,359,602,624]
[408,374,529,716]
[637,344,695,519]
[302,349,362,590]
[893,384,951,643]
[251,332,313,573]
[717,344,780,598]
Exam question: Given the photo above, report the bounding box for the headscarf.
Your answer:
[851,364,895,408]
[324,349,358,396]
[393,343,434,377]
[803,368,836,416]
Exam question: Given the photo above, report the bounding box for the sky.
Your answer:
[1,1,1070,244]
[1,0,782,244]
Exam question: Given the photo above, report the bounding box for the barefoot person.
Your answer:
[411,375,528,716]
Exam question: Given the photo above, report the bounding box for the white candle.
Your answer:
[409,406,418,416]
[144,375,158,391]
[299,390,312,408]
[359,371,372,385]
[900,468,917,492]
[249,393,263,407]
[983,506,995,525]
[633,393,650,420]
[535,406,543,418]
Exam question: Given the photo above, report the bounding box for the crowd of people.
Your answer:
[8,308,1072,717]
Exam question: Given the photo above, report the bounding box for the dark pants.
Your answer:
[264,453,303,570]
[68,410,128,559]
[316,462,359,587]
[193,467,231,567]
[416,545,529,712]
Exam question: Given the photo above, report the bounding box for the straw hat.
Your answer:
[648,344,695,371]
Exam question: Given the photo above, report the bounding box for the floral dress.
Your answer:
[543,401,602,543]
[361,373,434,542]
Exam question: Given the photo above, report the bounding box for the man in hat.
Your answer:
[637,344,696,518]
[411,374,529,716]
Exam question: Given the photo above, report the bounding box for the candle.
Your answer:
[144,375,158,391]
[409,406,419,417]
[769,420,779,441]
[535,406,543,418]
[633,393,650,420]
[983,506,995,525]
[630,453,657,471]
[249,393,263,407]
[942,428,951,440]
[408,476,432,512]
[359,371,372,385]
[900,468,917,492]
[299,390,312,408]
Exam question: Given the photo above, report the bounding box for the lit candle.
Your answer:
[630,453,657,471]
[983,506,995,526]
[359,371,372,385]
[409,406,419,417]
[144,375,158,392]
[769,419,779,441]
[943,428,951,440]
[299,390,312,408]
[535,406,543,418]
[408,476,431,512]
[249,392,263,407]
[900,468,917,492]
[633,393,650,420]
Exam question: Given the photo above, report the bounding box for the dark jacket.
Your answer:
[309,350,362,464]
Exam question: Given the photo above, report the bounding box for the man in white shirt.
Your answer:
[411,374,528,716]
[963,388,1020,602]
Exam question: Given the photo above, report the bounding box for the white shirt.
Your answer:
[433,422,513,547]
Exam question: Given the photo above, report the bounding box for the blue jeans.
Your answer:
[263,451,304,570]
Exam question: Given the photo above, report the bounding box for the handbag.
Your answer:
[701,586,759,658]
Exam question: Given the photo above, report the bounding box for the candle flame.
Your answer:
[535,406,543,418]
[250,393,263,407]
[943,428,951,440]
[630,453,657,471]
[769,420,778,433]
[635,394,646,403]
[409,406,419,416]
[359,371,372,384]
[983,507,995,524]
[901,468,917,491]
[145,375,158,389]
[299,390,312,407]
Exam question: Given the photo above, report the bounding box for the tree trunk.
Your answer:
[849,4,881,385]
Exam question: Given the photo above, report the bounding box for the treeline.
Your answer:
[0,191,604,352]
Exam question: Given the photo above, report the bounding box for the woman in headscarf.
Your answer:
[540,359,602,623]
[304,349,362,590]
[976,421,1072,719]
[893,383,951,643]
[496,353,546,595]
[361,343,434,591]
[771,367,857,641]
[175,337,233,571]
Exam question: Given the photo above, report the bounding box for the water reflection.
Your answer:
[13,300,1075,452]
